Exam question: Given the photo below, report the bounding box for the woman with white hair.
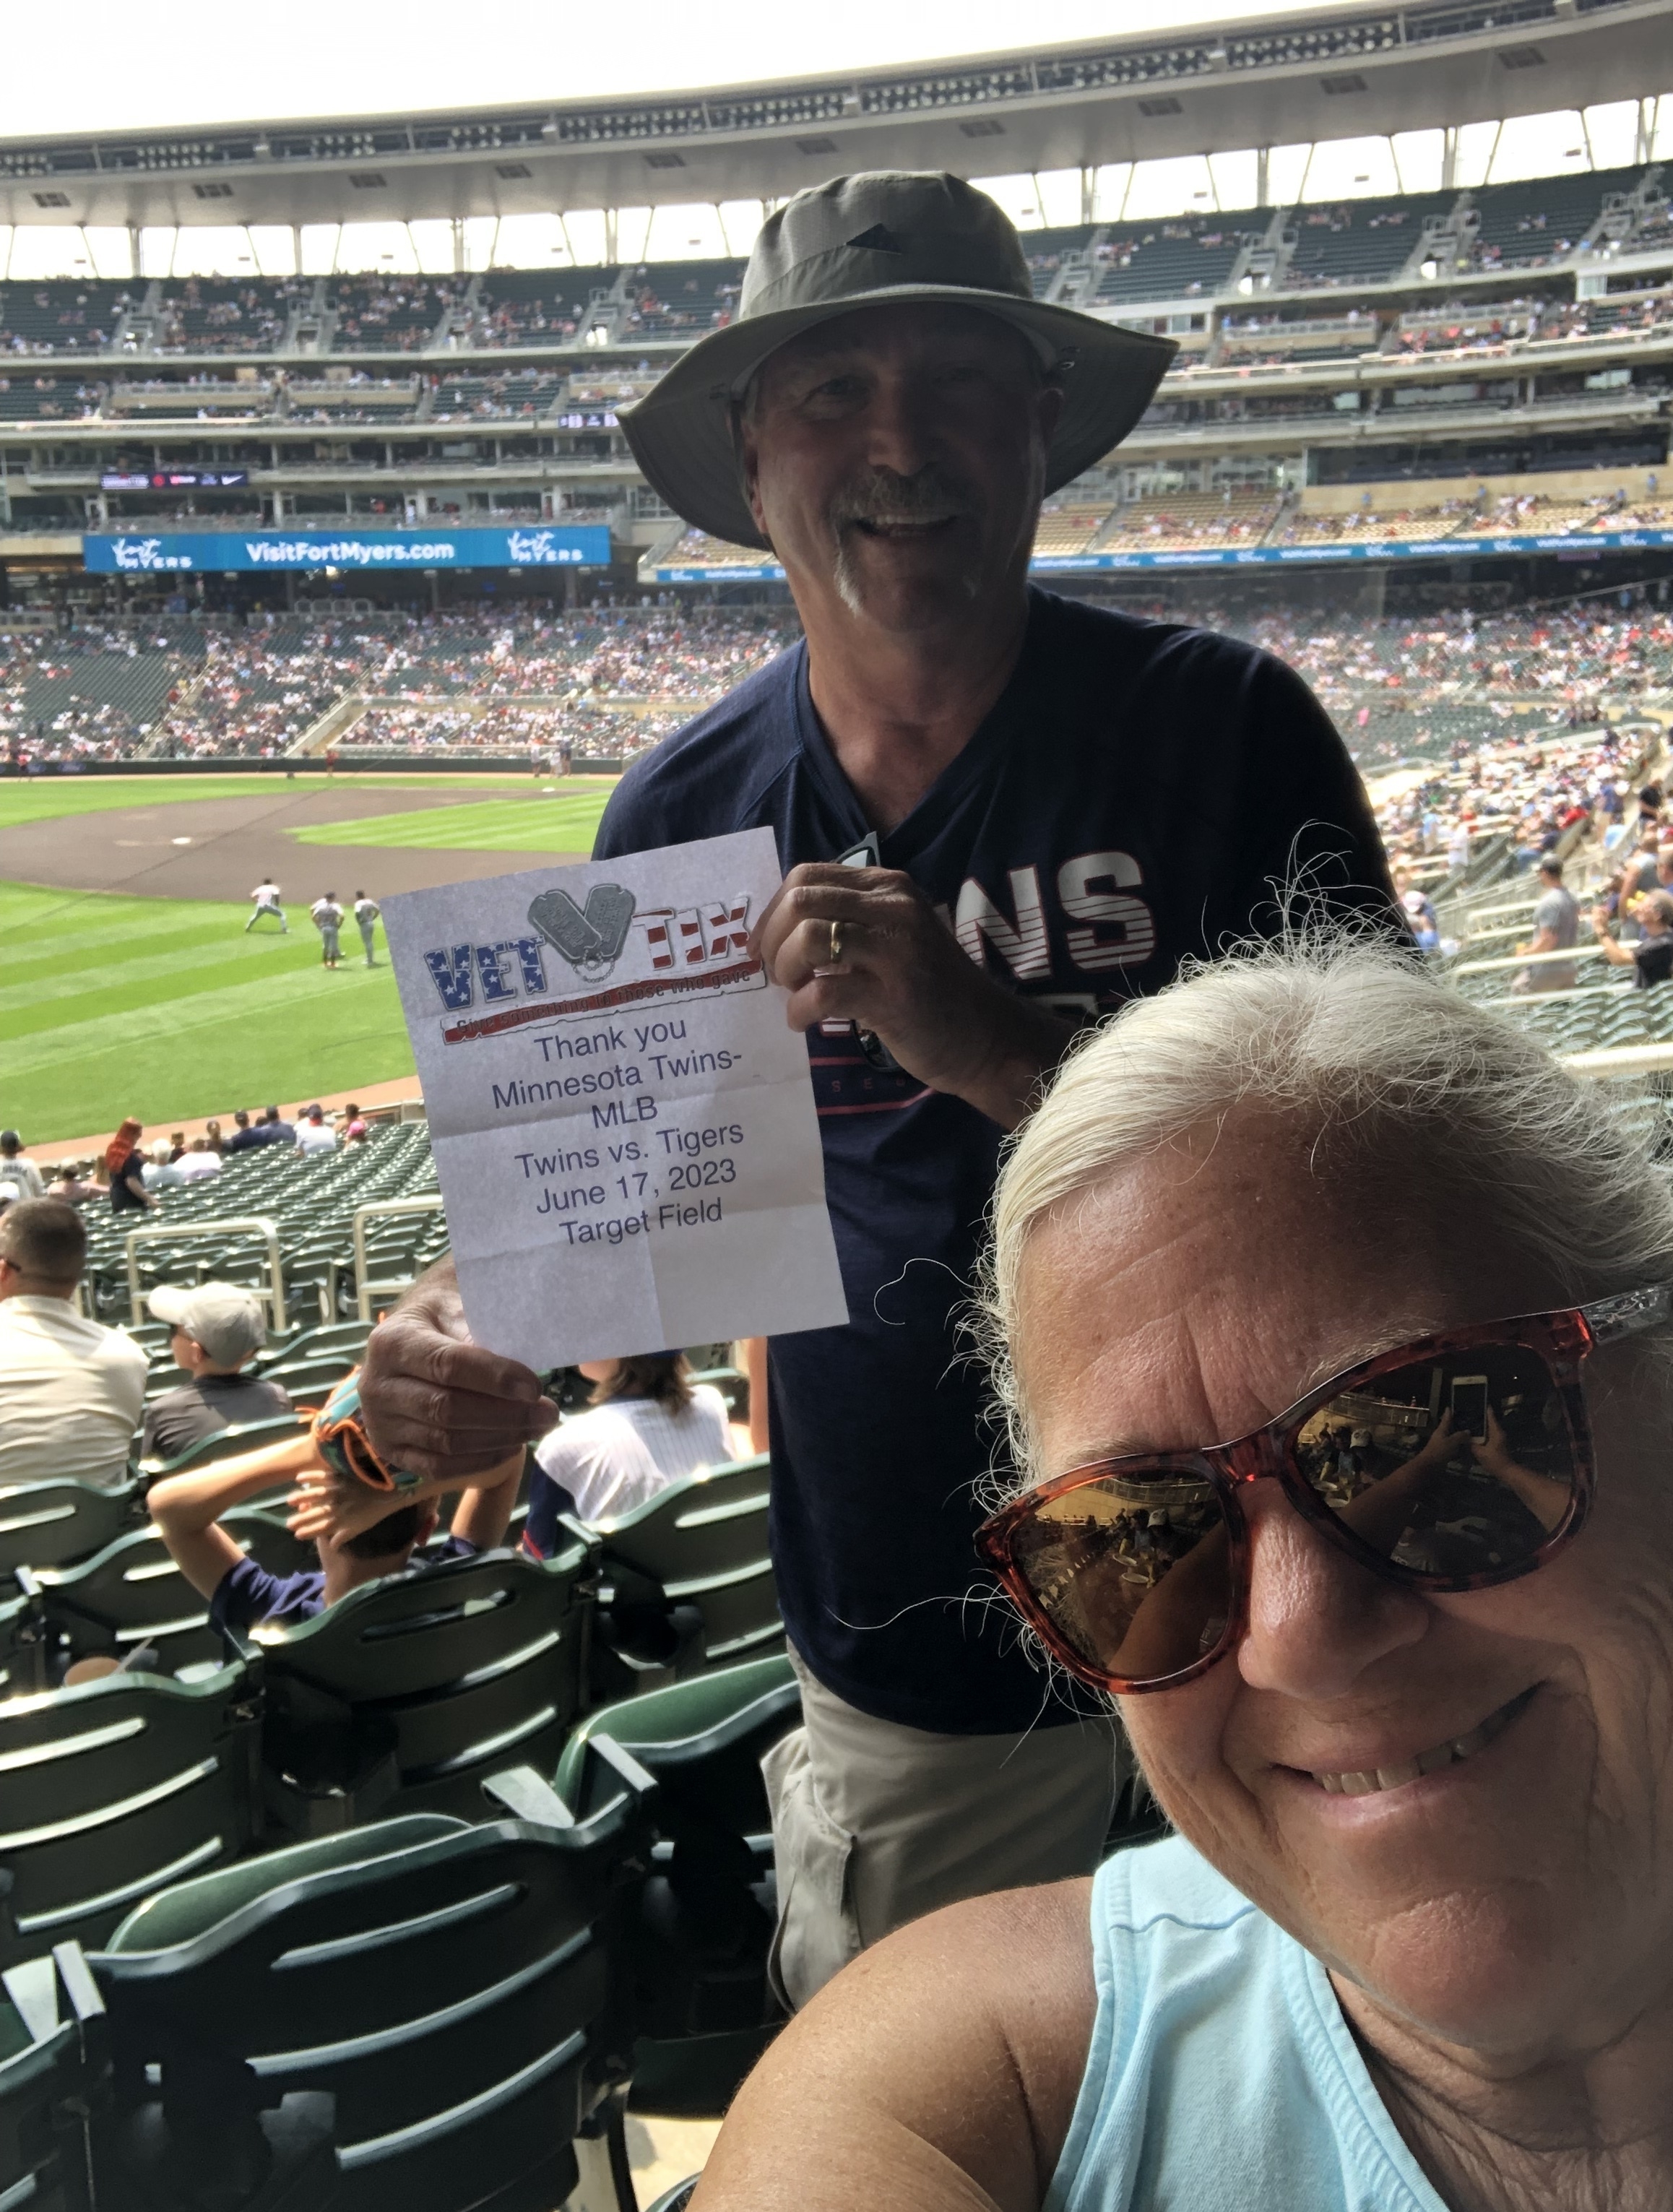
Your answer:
[695,936,1673,2211]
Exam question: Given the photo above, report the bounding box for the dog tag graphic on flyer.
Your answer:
[381,828,850,1370]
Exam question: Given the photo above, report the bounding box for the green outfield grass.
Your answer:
[0,882,416,1144]
[0,771,577,832]
[0,771,618,1142]
[291,780,616,852]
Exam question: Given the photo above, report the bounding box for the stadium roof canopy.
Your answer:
[4,0,1671,231]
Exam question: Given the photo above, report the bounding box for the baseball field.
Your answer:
[0,772,618,1144]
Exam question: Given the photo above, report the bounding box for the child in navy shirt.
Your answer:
[148,1429,523,1633]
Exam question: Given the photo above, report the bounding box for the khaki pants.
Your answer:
[763,1647,1125,2010]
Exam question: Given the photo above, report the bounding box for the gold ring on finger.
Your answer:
[829,919,845,965]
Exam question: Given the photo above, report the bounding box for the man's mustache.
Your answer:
[828,468,976,530]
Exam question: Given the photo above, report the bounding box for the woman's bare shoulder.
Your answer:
[693,1878,1097,2212]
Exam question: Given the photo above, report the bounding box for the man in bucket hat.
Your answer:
[358,172,1393,2005]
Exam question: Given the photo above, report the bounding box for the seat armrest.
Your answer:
[579,1732,660,1823]
[482,1764,576,1828]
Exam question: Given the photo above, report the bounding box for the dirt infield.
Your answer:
[0,786,587,900]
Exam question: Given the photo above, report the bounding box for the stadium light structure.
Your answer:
[1,97,1670,280]
[0,0,1668,267]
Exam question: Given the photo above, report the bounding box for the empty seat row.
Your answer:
[1,1651,803,2208]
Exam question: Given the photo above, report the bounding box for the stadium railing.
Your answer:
[351,1195,445,1322]
[124,1217,288,1331]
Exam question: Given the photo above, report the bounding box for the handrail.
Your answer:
[1564,1041,1673,1078]
[1450,944,1607,979]
[124,1215,287,1331]
[353,1196,445,1323]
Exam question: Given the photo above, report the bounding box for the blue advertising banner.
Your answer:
[82,524,613,574]
[644,527,1673,584]
[1029,527,1673,572]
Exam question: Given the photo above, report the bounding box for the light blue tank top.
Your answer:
[1045,1837,1448,2212]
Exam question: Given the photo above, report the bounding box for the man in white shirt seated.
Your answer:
[174,1137,222,1183]
[0,1199,147,1493]
[141,1139,185,1191]
[0,1132,45,1200]
[293,1105,337,1157]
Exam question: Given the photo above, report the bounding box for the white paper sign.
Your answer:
[380,828,850,1370]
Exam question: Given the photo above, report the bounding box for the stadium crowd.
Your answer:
[6,598,1671,771]
[1,607,795,763]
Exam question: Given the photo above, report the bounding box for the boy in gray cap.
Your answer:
[142,1282,293,1464]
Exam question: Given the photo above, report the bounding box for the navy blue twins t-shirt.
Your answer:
[596,589,1391,1734]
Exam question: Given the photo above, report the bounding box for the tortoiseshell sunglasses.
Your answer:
[977,1287,1670,1695]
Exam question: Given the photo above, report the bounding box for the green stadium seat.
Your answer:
[90,1740,657,2212]
[243,1535,597,1832]
[0,1478,144,1577]
[552,1653,800,2116]
[593,1455,781,1696]
[688,1365,748,1423]
[34,1512,313,1673]
[0,1578,50,1701]
[0,1664,260,1968]
[138,1414,305,1480]
[0,1942,107,2212]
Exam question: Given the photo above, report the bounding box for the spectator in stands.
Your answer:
[1390,862,1439,953]
[523,1352,737,1552]
[249,1105,295,1149]
[294,1104,337,1157]
[46,1159,98,1204]
[1513,854,1580,992]
[141,1282,292,1463]
[176,1136,221,1183]
[701,936,1673,2212]
[360,171,1396,2009]
[339,1102,369,1144]
[0,1131,45,1199]
[167,1131,188,1163]
[311,891,345,970]
[1594,887,1673,987]
[149,1436,521,1634]
[204,1118,226,1156]
[105,1119,152,1212]
[142,1139,184,1191]
[222,1110,261,1155]
[0,1198,147,1492]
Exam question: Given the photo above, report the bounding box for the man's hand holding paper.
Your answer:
[376,827,848,1377]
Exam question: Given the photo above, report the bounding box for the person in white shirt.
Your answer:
[246,881,288,935]
[294,1105,337,1157]
[0,1198,147,1493]
[311,894,345,970]
[0,1133,45,1200]
[524,1352,739,1545]
[174,1138,222,1183]
[353,891,381,967]
[141,1139,184,1191]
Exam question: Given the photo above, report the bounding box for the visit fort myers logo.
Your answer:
[421,881,763,1043]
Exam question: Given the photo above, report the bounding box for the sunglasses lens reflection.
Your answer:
[1007,1471,1235,1685]
[1294,1342,1576,1578]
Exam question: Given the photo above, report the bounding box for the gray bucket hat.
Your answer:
[621,170,1177,552]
